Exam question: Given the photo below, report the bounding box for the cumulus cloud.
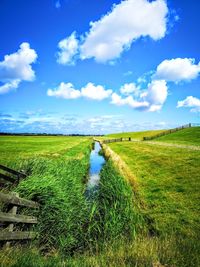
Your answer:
[47,82,112,101]
[81,82,112,100]
[154,58,200,82]
[177,96,200,113]
[0,42,37,94]
[57,32,79,65]
[80,0,168,62]
[57,0,168,64]
[47,82,81,99]
[111,80,168,112]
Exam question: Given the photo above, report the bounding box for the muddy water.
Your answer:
[86,141,105,197]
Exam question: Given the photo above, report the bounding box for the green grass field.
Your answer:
[0,133,200,266]
[109,141,200,236]
[0,136,91,165]
[108,140,200,266]
[154,126,200,146]
[106,129,166,140]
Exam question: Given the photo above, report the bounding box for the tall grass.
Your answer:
[15,156,90,253]
[91,160,145,243]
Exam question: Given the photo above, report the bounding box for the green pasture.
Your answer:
[109,141,200,237]
[0,136,91,165]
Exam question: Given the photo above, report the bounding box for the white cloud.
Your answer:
[154,58,200,82]
[111,93,149,109]
[0,43,37,82]
[81,82,112,100]
[47,82,81,99]
[177,96,200,113]
[57,32,79,65]
[0,80,20,94]
[0,42,37,94]
[120,83,139,95]
[47,82,112,101]
[80,0,168,62]
[111,80,168,112]
[145,80,168,111]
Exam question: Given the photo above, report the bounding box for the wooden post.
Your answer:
[6,192,18,247]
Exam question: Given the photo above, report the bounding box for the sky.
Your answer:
[0,0,200,134]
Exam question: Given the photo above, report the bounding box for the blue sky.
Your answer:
[0,0,200,134]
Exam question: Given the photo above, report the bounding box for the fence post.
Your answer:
[6,192,19,247]
[129,137,131,141]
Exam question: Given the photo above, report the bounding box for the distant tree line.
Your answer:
[0,132,104,137]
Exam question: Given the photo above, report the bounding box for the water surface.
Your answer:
[86,141,105,196]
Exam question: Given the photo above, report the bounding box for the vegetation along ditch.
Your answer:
[1,137,142,266]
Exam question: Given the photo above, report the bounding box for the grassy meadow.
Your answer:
[0,130,200,266]
[0,136,90,165]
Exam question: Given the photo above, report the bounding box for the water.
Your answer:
[86,141,105,197]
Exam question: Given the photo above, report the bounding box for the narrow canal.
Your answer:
[86,141,105,198]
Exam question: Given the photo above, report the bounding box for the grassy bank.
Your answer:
[106,129,165,140]
[1,136,92,253]
[155,126,200,146]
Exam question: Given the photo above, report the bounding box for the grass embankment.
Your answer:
[106,129,165,140]
[155,126,200,146]
[108,141,200,266]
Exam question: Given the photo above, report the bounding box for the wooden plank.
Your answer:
[0,164,26,178]
[0,192,39,208]
[0,173,16,183]
[6,193,18,247]
[0,231,37,240]
[0,212,37,224]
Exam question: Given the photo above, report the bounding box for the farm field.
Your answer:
[0,135,91,165]
[154,126,200,146]
[0,133,200,267]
